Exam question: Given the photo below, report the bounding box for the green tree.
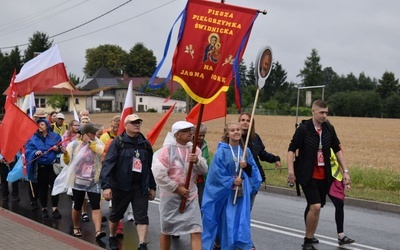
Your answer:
[376,71,399,99]
[358,72,377,91]
[84,44,128,77]
[68,73,81,85]
[298,48,323,87]
[47,94,67,111]
[23,31,53,62]
[382,94,400,118]
[245,62,256,87]
[125,43,157,77]
[263,61,288,102]
[238,60,248,86]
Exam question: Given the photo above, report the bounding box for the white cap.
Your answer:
[56,113,65,119]
[172,121,194,135]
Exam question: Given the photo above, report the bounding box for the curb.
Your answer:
[260,185,400,214]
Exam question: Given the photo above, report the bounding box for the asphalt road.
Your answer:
[2,181,399,250]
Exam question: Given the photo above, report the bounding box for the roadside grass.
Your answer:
[263,163,400,205]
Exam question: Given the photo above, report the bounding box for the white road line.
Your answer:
[251,220,385,250]
[150,199,385,250]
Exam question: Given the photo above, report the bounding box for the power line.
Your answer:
[55,0,177,45]
[0,0,132,50]
[50,0,132,39]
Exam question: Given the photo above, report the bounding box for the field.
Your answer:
[71,112,399,173]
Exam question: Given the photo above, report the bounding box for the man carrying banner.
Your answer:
[152,121,208,250]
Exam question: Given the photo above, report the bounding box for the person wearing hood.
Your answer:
[201,122,261,250]
[25,118,63,218]
[152,121,208,250]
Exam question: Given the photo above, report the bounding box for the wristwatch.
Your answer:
[344,169,350,174]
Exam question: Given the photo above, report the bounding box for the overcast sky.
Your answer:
[1,0,399,84]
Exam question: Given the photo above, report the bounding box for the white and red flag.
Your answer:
[117,80,134,135]
[14,45,69,97]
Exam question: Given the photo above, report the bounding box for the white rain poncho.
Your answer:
[152,132,208,235]
[64,139,104,193]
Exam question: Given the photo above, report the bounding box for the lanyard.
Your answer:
[229,144,240,172]
[315,127,322,149]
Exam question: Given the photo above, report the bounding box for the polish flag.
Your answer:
[186,92,226,124]
[14,45,69,97]
[117,80,134,135]
[147,103,176,146]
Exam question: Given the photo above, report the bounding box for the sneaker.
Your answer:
[108,236,119,250]
[52,209,61,219]
[311,237,319,244]
[81,212,89,222]
[127,212,134,221]
[116,228,124,238]
[338,236,355,245]
[302,242,317,250]
[41,208,49,218]
[138,242,148,250]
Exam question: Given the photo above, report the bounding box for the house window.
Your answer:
[139,98,143,102]
[35,98,46,108]
[75,98,79,104]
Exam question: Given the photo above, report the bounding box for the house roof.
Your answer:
[76,66,121,90]
[117,76,181,91]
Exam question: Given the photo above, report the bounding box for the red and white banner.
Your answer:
[171,0,258,104]
[118,80,134,135]
[14,45,69,97]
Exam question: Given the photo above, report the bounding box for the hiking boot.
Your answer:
[108,236,119,250]
[138,242,148,250]
[52,209,61,219]
[311,237,319,244]
[338,236,355,245]
[41,208,49,218]
[302,242,317,250]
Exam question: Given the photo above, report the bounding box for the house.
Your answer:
[76,67,186,113]
[6,67,187,113]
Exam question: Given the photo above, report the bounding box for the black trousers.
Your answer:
[37,164,59,208]
[0,162,19,198]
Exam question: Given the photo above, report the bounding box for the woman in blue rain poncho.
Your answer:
[202,122,262,250]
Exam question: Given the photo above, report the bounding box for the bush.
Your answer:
[147,108,157,113]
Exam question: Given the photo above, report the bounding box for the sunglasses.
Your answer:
[179,128,194,133]
[129,121,142,125]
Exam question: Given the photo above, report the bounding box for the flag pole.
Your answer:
[179,103,204,213]
[233,88,259,204]
[233,45,272,204]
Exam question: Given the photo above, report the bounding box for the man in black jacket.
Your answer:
[101,114,156,250]
[287,100,350,250]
